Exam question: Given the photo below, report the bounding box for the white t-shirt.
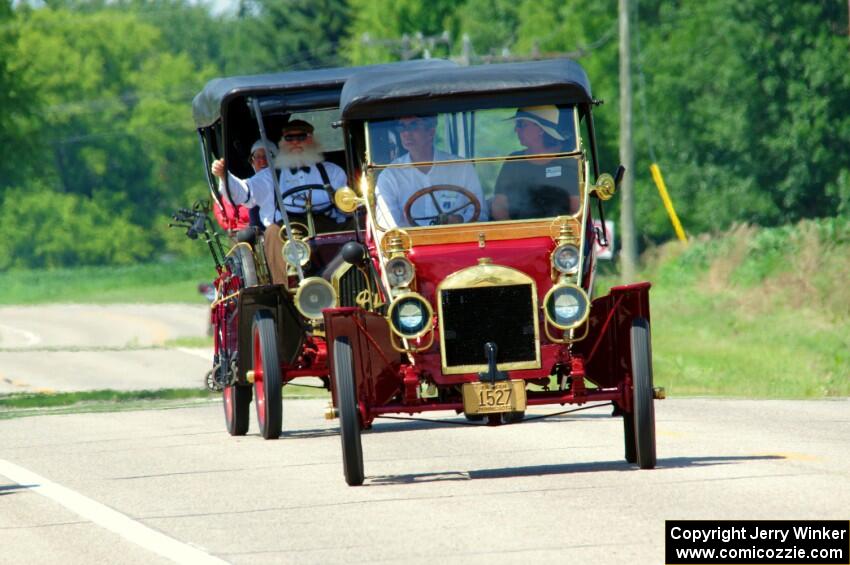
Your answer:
[220,161,347,227]
[374,149,487,228]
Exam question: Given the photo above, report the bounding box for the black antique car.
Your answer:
[182,60,455,439]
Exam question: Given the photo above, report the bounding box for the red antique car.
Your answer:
[323,58,664,485]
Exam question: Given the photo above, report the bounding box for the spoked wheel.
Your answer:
[252,310,282,440]
[333,337,364,486]
[223,383,252,436]
[629,317,656,469]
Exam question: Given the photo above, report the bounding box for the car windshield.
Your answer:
[364,105,583,231]
[289,108,343,151]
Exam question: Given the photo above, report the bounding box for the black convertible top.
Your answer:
[340,58,593,120]
[192,60,456,129]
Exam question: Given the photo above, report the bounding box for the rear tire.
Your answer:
[234,245,258,287]
[334,337,364,486]
[223,384,251,436]
[630,317,656,469]
[252,310,282,440]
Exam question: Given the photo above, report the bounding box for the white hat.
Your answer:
[514,105,570,141]
[250,139,277,159]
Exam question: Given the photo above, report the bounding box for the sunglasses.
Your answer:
[283,132,310,142]
[250,152,268,161]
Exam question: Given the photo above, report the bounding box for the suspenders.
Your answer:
[273,163,333,222]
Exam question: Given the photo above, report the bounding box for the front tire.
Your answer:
[630,317,656,469]
[252,310,282,440]
[334,337,364,486]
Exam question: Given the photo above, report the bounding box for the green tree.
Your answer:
[0,182,152,270]
[635,0,850,238]
[345,0,463,64]
[4,5,216,266]
[224,0,351,74]
[456,0,518,57]
[0,0,38,186]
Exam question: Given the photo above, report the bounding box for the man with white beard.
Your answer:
[211,119,348,283]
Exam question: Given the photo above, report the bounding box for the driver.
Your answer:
[211,119,347,283]
[375,115,486,228]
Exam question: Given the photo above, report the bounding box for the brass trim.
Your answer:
[593,172,616,201]
[278,222,310,241]
[365,153,587,238]
[542,283,590,330]
[550,243,580,276]
[210,290,239,309]
[386,256,415,292]
[282,239,311,267]
[404,218,581,247]
[544,316,590,344]
[437,263,540,375]
[389,327,435,353]
[329,261,377,311]
[333,187,362,213]
[225,241,254,259]
[368,150,583,171]
[439,261,537,290]
[386,292,434,340]
[293,277,338,320]
[379,228,412,257]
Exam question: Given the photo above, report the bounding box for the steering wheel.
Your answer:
[402,184,481,227]
[278,183,335,215]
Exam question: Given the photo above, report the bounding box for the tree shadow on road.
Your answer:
[366,454,786,486]
[280,427,338,439]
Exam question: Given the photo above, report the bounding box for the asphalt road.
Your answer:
[1,305,848,564]
[1,397,849,565]
[0,304,211,393]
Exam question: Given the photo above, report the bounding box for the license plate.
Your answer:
[462,380,527,415]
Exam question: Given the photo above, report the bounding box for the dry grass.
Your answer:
[700,224,757,293]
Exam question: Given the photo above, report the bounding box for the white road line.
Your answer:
[0,459,228,565]
[0,324,42,347]
[176,347,213,361]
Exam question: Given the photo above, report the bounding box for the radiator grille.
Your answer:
[337,265,369,307]
[440,284,537,369]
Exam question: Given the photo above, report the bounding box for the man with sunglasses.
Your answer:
[211,119,348,283]
[375,115,485,228]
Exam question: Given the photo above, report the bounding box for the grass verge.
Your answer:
[0,384,330,420]
[598,217,850,399]
[0,258,212,304]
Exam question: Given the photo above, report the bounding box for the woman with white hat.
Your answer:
[491,105,580,221]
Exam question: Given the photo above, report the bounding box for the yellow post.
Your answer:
[649,163,688,243]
